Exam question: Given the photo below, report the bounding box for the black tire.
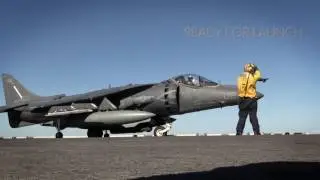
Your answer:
[55,132,63,138]
[153,126,168,137]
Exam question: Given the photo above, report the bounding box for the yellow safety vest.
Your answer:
[237,70,261,98]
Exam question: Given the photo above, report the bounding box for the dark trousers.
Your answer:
[236,97,260,135]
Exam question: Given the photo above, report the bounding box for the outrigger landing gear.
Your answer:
[153,123,172,137]
[55,131,63,138]
[55,119,63,139]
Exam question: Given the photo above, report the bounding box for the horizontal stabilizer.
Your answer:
[0,102,28,113]
[0,106,9,113]
[44,103,98,117]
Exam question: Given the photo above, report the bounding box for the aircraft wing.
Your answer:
[27,83,156,111]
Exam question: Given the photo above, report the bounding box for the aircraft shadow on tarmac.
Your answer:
[131,162,320,180]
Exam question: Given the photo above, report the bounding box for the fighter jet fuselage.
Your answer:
[0,73,264,138]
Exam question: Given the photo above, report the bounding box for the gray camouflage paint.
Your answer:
[0,73,263,137]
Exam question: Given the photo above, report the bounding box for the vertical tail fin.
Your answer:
[2,73,40,106]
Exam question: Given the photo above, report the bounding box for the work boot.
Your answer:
[254,132,261,135]
[236,132,242,136]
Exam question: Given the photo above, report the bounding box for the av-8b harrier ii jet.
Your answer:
[0,73,263,138]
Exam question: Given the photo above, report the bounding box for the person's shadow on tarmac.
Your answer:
[130,161,320,180]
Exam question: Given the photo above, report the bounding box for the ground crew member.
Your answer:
[236,63,268,135]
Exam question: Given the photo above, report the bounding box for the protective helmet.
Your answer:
[244,63,255,73]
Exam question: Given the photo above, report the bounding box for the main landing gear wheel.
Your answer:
[153,123,172,137]
[103,131,110,138]
[153,126,168,137]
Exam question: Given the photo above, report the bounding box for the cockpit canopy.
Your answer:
[171,74,218,87]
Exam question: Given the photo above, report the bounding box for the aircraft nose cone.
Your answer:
[256,91,264,99]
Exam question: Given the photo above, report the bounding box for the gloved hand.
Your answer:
[261,78,269,83]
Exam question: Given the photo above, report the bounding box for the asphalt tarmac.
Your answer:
[0,135,320,180]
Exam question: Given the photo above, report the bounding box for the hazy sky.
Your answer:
[1,0,319,137]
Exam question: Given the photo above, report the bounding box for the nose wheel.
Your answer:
[153,123,172,137]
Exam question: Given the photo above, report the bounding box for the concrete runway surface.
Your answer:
[0,135,320,180]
